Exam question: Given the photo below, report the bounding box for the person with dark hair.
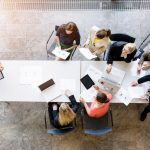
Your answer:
[83,26,111,60]
[80,85,112,118]
[131,74,150,121]
[106,42,137,73]
[56,22,80,60]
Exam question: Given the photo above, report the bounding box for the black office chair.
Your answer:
[46,25,77,60]
[81,107,113,136]
[44,102,77,135]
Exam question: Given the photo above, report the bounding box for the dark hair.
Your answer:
[96,29,111,39]
[65,22,78,33]
[96,92,109,103]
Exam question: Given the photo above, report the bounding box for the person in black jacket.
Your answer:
[55,22,80,60]
[106,42,137,73]
[131,75,150,121]
[48,90,79,129]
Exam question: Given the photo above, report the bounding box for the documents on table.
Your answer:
[116,88,132,106]
[80,86,97,102]
[85,65,102,82]
[20,66,43,86]
[41,84,61,102]
[52,47,70,60]
[79,48,97,60]
[128,87,145,99]
[102,66,125,86]
[59,79,76,92]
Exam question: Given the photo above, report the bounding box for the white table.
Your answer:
[81,61,150,104]
[0,61,80,102]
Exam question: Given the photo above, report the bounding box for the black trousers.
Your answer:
[48,95,78,129]
[142,103,150,115]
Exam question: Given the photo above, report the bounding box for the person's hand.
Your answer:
[0,63,4,71]
[137,65,142,74]
[142,64,150,70]
[93,85,99,91]
[80,98,86,104]
[106,64,112,74]
[131,81,139,86]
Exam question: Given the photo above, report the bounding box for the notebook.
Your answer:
[52,47,70,60]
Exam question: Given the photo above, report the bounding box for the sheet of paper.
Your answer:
[59,79,76,92]
[128,87,145,99]
[79,48,97,60]
[20,66,43,86]
[116,88,132,106]
[80,86,97,102]
[41,84,62,102]
[52,47,70,60]
[102,66,125,86]
[85,65,102,82]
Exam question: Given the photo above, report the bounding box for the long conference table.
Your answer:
[0,60,149,104]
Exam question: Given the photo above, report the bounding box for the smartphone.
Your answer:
[38,79,55,91]
[80,74,95,89]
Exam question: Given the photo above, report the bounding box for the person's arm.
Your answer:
[125,50,137,63]
[55,27,61,47]
[138,75,150,84]
[138,51,147,65]
[80,98,91,115]
[64,45,78,51]
[0,63,4,71]
[106,43,115,65]
[68,95,78,113]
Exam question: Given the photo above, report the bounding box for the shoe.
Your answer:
[140,111,147,121]
[64,89,72,97]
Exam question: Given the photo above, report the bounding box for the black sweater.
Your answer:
[107,41,137,64]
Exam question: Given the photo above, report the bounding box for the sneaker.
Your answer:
[64,89,72,97]
[140,111,147,121]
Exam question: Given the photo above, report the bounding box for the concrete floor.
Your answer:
[0,10,150,60]
[0,10,150,150]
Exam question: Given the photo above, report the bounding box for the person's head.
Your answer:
[96,29,111,39]
[65,22,78,35]
[96,92,109,104]
[122,43,136,56]
[59,103,76,126]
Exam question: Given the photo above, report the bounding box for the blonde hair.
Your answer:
[124,43,136,53]
[59,103,76,126]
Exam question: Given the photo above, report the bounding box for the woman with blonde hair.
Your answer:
[106,42,137,73]
[83,26,111,60]
[48,90,78,128]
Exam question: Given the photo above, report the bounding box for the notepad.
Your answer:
[80,86,97,102]
[52,47,70,60]
[79,48,97,60]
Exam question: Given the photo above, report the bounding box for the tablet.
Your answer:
[80,74,95,89]
[0,71,4,80]
[38,79,55,91]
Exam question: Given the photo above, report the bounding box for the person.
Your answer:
[48,90,79,129]
[80,85,112,118]
[83,26,111,60]
[106,42,137,73]
[55,22,80,60]
[131,75,150,121]
[0,63,4,71]
[137,47,150,74]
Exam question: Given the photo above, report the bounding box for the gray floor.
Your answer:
[0,10,150,60]
[0,10,150,150]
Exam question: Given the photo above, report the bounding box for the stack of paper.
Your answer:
[80,86,97,102]
[52,47,70,60]
[79,48,97,60]
[85,65,102,82]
